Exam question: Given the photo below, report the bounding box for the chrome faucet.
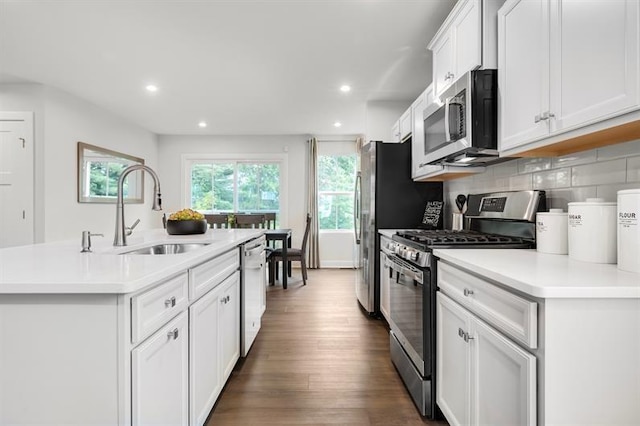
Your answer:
[114,164,162,246]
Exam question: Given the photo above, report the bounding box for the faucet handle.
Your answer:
[81,231,104,253]
[126,219,141,236]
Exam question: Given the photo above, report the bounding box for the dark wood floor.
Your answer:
[207,268,446,426]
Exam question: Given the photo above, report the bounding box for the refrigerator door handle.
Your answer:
[354,172,361,244]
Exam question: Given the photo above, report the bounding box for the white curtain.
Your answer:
[306,137,320,268]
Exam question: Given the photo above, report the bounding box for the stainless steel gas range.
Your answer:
[383,190,546,418]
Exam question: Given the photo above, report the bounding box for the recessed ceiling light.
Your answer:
[340,85,351,93]
[198,121,207,128]
[334,121,342,128]
[145,84,158,93]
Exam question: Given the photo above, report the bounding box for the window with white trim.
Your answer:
[187,159,281,216]
[318,152,357,231]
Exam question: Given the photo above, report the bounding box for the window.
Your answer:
[187,159,282,216]
[318,154,357,230]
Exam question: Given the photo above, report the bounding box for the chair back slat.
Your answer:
[204,214,229,229]
[234,214,266,229]
[300,214,312,255]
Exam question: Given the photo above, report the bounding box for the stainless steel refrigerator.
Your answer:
[354,141,442,315]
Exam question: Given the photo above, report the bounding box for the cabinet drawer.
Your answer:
[189,249,239,301]
[131,273,189,344]
[437,262,537,349]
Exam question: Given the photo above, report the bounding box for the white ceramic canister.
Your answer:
[567,198,617,263]
[536,209,568,254]
[617,189,640,273]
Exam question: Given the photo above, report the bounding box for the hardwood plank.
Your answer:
[206,269,444,425]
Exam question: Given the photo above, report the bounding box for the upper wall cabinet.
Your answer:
[498,0,640,155]
[392,107,412,143]
[429,0,505,98]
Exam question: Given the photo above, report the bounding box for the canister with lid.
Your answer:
[536,209,568,254]
[617,189,640,273]
[567,198,617,264]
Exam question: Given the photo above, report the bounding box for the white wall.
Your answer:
[157,135,309,249]
[365,100,411,142]
[0,83,159,242]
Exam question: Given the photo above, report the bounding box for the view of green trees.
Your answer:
[191,162,280,213]
[88,161,128,197]
[318,155,356,230]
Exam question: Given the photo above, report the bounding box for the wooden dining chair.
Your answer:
[268,214,311,286]
[204,214,229,229]
[233,214,266,229]
[263,212,276,229]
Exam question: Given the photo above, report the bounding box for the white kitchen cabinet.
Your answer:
[399,107,412,142]
[189,282,222,426]
[220,271,240,382]
[391,120,401,142]
[411,85,430,179]
[429,0,503,98]
[436,292,471,426]
[437,292,536,426]
[132,311,189,426]
[498,0,640,154]
[379,249,390,323]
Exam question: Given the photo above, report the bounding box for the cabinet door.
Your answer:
[453,0,481,79]
[498,0,550,151]
[391,121,401,142]
[411,88,427,178]
[379,252,390,322]
[433,31,455,97]
[189,286,222,426]
[550,0,639,131]
[132,312,189,426]
[220,272,240,381]
[472,318,537,426]
[437,293,470,426]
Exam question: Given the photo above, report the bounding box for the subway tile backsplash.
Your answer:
[443,139,640,224]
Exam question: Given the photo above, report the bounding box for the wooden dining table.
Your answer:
[264,228,292,289]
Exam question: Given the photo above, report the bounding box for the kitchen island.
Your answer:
[0,228,263,425]
[433,248,640,426]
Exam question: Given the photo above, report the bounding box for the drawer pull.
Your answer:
[463,288,474,297]
[167,328,179,340]
[164,296,176,308]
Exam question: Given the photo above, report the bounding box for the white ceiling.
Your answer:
[0,0,455,136]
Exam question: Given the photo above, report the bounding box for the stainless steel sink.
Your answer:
[120,243,210,255]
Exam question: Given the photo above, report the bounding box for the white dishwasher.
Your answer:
[240,235,266,357]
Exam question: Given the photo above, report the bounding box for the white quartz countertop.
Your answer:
[433,249,640,299]
[0,228,263,294]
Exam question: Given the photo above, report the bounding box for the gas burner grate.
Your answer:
[394,229,526,246]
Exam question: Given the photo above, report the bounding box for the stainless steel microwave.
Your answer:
[422,69,499,166]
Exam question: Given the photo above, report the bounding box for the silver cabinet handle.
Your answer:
[167,328,179,340]
[534,114,542,123]
[164,296,176,308]
[226,295,231,303]
[221,298,226,305]
[458,327,474,342]
[463,288,474,296]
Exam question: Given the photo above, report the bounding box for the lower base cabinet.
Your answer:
[190,271,240,426]
[437,292,536,426]
[132,311,189,426]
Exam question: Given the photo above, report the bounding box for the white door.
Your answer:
[433,31,454,97]
[0,113,34,247]
[190,288,222,426]
[437,293,471,426]
[132,312,189,426]
[453,0,481,79]
[220,272,240,382]
[498,0,551,151]
[471,317,537,426]
[550,0,640,132]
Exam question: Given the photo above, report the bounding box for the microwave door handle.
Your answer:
[444,98,452,142]
[448,99,464,140]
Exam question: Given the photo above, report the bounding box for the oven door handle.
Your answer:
[386,255,423,285]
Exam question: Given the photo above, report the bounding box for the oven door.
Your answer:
[386,253,428,376]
